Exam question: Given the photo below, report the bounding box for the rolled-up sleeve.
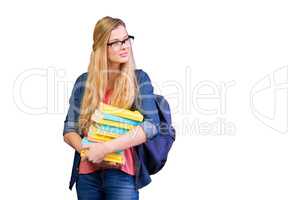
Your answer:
[136,70,160,139]
[63,74,86,136]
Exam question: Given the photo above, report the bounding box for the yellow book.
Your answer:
[80,149,88,157]
[88,134,112,142]
[99,102,144,122]
[95,132,120,138]
[104,153,124,164]
[98,119,134,130]
[89,125,121,139]
[80,137,124,164]
[80,149,124,164]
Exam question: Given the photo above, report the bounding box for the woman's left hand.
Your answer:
[81,142,112,164]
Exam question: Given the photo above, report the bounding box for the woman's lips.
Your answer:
[119,52,128,57]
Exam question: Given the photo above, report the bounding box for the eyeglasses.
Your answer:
[107,35,134,51]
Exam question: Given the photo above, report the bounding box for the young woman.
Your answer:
[63,16,160,200]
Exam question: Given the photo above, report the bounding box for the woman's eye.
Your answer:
[113,42,121,46]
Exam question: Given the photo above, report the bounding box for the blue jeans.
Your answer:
[76,169,139,200]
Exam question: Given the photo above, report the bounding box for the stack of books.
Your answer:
[80,102,144,164]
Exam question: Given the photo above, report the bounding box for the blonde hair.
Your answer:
[79,16,139,133]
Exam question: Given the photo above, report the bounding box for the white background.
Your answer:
[0,0,299,199]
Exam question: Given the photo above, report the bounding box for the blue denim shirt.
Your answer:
[63,69,160,190]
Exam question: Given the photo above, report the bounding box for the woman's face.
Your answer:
[107,25,132,66]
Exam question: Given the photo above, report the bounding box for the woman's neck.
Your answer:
[109,61,121,71]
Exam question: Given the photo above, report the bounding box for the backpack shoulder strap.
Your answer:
[154,94,176,139]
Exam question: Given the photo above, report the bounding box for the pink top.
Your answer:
[79,89,136,175]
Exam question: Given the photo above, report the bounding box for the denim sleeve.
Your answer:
[63,74,86,136]
[136,70,160,139]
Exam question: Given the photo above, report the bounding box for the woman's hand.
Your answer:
[81,142,112,164]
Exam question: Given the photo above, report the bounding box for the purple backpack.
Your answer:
[137,94,176,175]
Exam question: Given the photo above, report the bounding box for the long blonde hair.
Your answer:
[79,16,139,133]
